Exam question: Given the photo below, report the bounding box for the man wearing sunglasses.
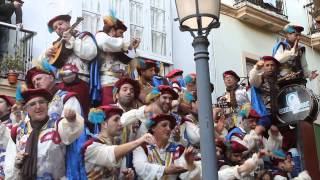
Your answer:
[272,24,318,85]
[57,64,91,125]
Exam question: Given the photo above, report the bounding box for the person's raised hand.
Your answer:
[256,61,264,70]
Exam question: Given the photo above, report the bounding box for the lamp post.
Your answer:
[174,0,221,179]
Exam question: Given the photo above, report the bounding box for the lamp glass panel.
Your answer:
[175,0,196,20]
[198,0,220,17]
[183,16,214,29]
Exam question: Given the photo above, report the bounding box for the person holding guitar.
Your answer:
[33,14,98,83]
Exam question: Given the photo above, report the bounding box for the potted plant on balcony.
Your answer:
[0,54,24,84]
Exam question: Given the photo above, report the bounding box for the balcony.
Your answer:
[309,13,320,50]
[310,27,320,51]
[233,0,289,32]
[0,22,36,95]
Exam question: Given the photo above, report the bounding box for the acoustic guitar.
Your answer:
[48,17,84,66]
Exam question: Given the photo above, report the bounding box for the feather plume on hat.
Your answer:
[34,58,57,74]
[88,108,106,125]
[103,9,118,27]
[15,82,28,104]
[145,87,161,104]
[183,91,195,104]
[184,73,196,84]
[88,108,106,135]
[239,103,251,118]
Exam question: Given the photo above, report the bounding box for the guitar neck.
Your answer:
[69,20,82,32]
[57,17,84,43]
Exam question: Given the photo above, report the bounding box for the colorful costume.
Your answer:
[33,15,98,83]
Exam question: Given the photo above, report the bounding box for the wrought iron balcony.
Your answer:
[0,22,36,95]
[310,26,320,51]
[235,0,287,17]
[233,0,289,32]
[0,22,36,80]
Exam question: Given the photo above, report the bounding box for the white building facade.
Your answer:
[1,0,320,177]
[20,0,173,64]
[171,0,320,101]
[10,0,320,100]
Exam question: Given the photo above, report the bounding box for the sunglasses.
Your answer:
[60,71,75,77]
[25,99,48,109]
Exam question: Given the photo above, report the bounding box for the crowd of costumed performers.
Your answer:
[0,10,318,180]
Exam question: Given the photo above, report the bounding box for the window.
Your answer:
[130,0,145,50]
[245,58,257,76]
[82,0,101,33]
[129,0,172,63]
[108,0,126,21]
[241,52,260,86]
[150,0,166,56]
[80,0,172,63]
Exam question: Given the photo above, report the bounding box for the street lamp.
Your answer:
[175,0,221,179]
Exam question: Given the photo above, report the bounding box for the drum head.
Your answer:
[277,85,316,124]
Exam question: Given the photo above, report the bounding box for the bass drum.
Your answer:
[276,84,319,124]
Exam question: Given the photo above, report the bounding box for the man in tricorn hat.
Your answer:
[24,66,87,179]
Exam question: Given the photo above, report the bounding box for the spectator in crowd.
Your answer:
[0,0,23,61]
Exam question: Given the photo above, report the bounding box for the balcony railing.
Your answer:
[234,0,287,18]
[0,22,36,80]
[310,25,320,35]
